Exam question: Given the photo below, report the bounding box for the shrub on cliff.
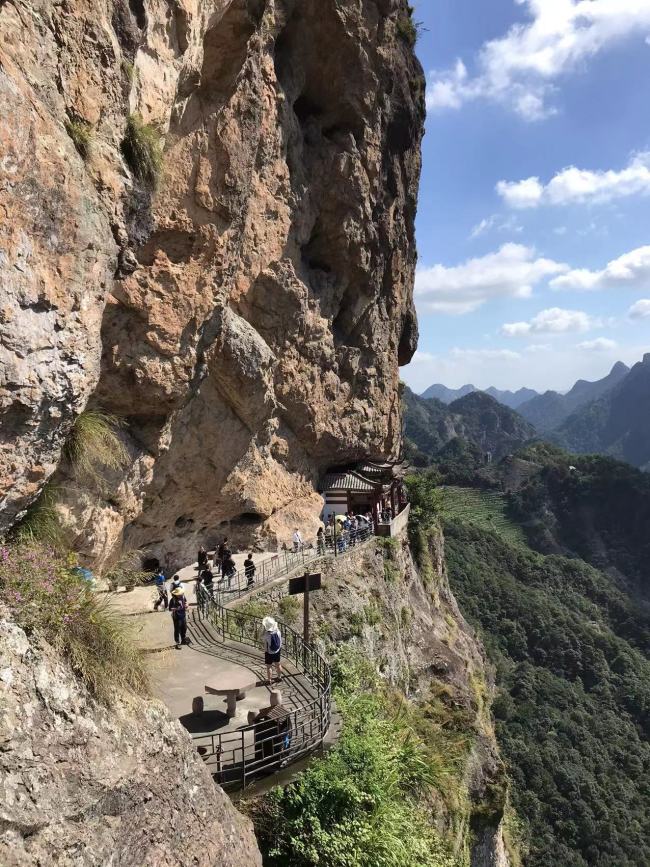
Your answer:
[121,113,163,187]
[0,542,148,701]
[64,409,129,489]
[64,117,93,159]
[251,649,461,867]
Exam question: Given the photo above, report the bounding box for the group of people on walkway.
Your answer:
[319,511,372,553]
[196,540,239,588]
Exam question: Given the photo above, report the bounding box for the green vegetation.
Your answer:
[441,486,528,548]
[13,483,68,548]
[65,117,92,159]
[121,59,135,83]
[64,409,128,488]
[279,595,301,623]
[509,451,650,595]
[250,649,462,867]
[396,14,418,47]
[402,385,534,474]
[404,470,442,586]
[104,549,149,593]
[0,541,148,701]
[121,113,163,187]
[444,519,650,867]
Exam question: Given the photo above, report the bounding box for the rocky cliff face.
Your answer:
[246,529,513,867]
[0,609,262,866]
[0,0,423,569]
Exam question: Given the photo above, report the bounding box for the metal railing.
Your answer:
[203,524,373,605]
[195,584,331,791]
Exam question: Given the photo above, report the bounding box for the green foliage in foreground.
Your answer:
[251,649,462,867]
[0,542,148,701]
[444,520,650,867]
[121,113,163,187]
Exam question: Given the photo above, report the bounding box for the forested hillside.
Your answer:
[444,519,650,867]
[506,445,650,598]
[403,387,534,467]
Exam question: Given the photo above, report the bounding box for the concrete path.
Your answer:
[110,579,320,783]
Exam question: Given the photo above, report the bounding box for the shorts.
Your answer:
[265,650,281,665]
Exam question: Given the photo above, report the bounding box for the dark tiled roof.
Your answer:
[321,471,378,493]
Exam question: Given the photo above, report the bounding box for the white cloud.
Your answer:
[470,216,497,239]
[527,343,552,353]
[501,307,595,336]
[551,245,650,291]
[498,152,650,208]
[629,298,650,319]
[578,338,618,351]
[554,226,568,236]
[496,177,543,209]
[470,214,523,239]
[411,350,437,364]
[415,243,567,315]
[426,1,650,120]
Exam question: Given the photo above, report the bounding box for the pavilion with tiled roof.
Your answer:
[319,460,409,530]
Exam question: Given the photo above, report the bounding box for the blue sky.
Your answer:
[402,0,650,394]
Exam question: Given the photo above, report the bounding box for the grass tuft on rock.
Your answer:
[0,541,149,701]
[64,409,129,486]
[65,118,93,159]
[14,484,68,548]
[121,113,163,187]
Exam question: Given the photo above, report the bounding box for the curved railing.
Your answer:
[195,583,332,791]
[204,523,373,604]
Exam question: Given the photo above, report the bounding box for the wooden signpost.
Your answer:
[288,572,322,646]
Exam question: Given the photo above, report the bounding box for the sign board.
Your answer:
[288,572,322,596]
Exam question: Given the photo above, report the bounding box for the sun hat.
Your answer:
[262,616,278,632]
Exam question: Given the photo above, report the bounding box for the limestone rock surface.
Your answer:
[0,0,424,567]
[0,610,262,867]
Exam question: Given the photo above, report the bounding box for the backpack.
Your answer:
[269,630,282,653]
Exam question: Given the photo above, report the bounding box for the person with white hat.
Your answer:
[262,615,283,684]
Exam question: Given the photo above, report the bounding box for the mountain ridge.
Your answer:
[421,382,539,409]
[552,354,650,469]
[517,361,630,432]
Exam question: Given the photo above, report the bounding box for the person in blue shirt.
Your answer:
[153,570,168,611]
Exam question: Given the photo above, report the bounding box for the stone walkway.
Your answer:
[110,575,319,786]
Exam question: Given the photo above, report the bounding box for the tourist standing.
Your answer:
[153,569,168,611]
[244,553,256,588]
[293,528,303,553]
[222,550,236,588]
[324,521,333,551]
[197,545,208,571]
[215,538,228,575]
[169,586,189,648]
[262,616,283,683]
[317,527,325,555]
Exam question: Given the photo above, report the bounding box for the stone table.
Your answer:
[205,672,258,718]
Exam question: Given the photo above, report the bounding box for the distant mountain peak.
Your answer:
[611,361,630,375]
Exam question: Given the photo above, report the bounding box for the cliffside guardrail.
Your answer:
[207,523,373,605]
[195,583,331,791]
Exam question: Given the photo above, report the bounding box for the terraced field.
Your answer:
[441,486,529,548]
